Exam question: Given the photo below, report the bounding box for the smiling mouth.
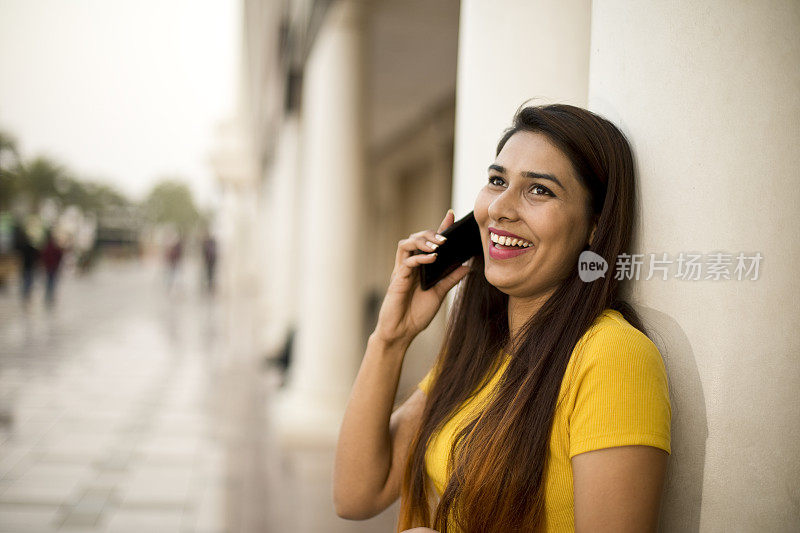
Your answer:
[487,236,534,261]
[489,231,533,249]
[492,242,526,250]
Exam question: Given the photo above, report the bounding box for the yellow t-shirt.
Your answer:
[416,308,671,532]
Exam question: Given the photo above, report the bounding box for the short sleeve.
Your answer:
[568,323,672,459]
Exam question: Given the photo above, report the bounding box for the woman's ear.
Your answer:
[587,216,598,247]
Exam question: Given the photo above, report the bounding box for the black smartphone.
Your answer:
[414,210,483,291]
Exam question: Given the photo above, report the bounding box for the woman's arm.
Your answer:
[333,333,423,520]
[334,209,467,520]
[572,444,668,532]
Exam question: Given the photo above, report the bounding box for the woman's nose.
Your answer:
[488,188,519,222]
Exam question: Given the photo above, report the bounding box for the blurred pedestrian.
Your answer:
[201,231,217,293]
[12,222,38,306]
[264,326,294,387]
[165,237,183,291]
[40,229,64,307]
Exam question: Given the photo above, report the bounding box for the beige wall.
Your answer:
[589,1,800,530]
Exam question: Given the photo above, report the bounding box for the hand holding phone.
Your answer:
[414,210,483,291]
[372,210,473,346]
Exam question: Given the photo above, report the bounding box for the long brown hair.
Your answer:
[397,103,649,532]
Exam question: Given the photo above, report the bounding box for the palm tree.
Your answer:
[13,155,69,212]
[0,131,20,210]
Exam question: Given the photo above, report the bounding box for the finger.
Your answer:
[396,234,444,268]
[433,264,470,297]
[437,208,455,234]
[403,252,437,269]
[422,230,447,246]
[391,252,429,282]
[410,233,448,254]
[399,235,441,253]
[395,237,418,265]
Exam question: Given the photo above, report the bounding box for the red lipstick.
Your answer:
[488,226,528,240]
[487,227,534,260]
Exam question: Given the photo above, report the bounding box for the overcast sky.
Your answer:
[0,0,241,209]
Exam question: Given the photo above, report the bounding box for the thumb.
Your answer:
[437,208,455,234]
[434,264,470,297]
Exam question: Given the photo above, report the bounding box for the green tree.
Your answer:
[0,130,135,224]
[0,131,21,210]
[142,179,200,233]
[13,155,69,211]
[80,181,130,214]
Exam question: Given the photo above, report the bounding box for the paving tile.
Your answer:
[88,470,129,491]
[36,432,116,462]
[68,487,115,515]
[0,476,83,505]
[0,261,399,533]
[116,466,195,508]
[103,508,184,533]
[57,511,103,528]
[0,444,33,479]
[189,483,227,531]
[0,503,59,532]
[0,462,92,505]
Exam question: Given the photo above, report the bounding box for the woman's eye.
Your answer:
[530,184,554,197]
[488,176,554,197]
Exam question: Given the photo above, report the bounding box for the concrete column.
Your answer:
[209,118,259,305]
[589,2,800,530]
[271,0,366,445]
[260,114,302,355]
[448,0,591,313]
[451,0,591,215]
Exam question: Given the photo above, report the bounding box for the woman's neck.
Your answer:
[507,287,557,340]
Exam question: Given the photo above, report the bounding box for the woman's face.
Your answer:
[474,130,596,298]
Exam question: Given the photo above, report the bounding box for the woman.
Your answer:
[334,103,672,532]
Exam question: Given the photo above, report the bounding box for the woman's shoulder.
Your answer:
[570,308,665,376]
[566,308,672,457]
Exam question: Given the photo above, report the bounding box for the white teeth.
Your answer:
[490,232,532,248]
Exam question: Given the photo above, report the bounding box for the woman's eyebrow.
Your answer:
[488,164,565,191]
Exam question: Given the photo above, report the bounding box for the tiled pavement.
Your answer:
[0,259,397,532]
